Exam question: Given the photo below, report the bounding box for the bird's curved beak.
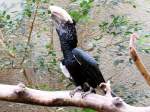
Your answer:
[49,5,73,26]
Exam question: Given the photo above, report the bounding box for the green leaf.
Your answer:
[113,59,124,66]
[69,0,93,22]
[2,11,6,15]
[25,9,32,17]
[69,10,81,22]
[41,0,49,3]
[32,0,35,3]
[82,108,96,112]
[6,15,10,19]
[48,10,51,14]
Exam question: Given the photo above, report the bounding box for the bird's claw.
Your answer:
[81,91,91,98]
[69,86,82,97]
[69,91,75,98]
[81,88,95,98]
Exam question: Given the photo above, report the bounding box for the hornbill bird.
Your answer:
[49,6,116,97]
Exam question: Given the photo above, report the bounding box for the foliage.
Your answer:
[35,49,58,72]
[137,34,150,53]
[70,108,95,112]
[0,11,11,28]
[23,0,49,17]
[99,15,142,37]
[0,10,19,33]
[113,84,150,105]
[37,84,52,91]
[100,0,136,7]
[69,0,94,22]
[81,108,95,112]
[0,0,57,72]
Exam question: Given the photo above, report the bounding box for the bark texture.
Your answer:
[0,82,150,112]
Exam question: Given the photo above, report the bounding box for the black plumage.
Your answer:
[50,6,116,96]
[56,21,105,92]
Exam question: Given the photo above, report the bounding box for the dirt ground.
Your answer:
[0,0,150,112]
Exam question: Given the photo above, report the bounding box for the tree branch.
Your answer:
[19,2,40,88]
[129,33,150,86]
[0,82,150,112]
[27,2,39,44]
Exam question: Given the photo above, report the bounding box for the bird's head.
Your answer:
[49,6,77,51]
[49,6,74,27]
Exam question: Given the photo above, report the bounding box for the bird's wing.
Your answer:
[72,48,98,67]
[72,48,106,86]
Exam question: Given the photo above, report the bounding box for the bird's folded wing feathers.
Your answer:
[72,48,106,84]
[72,48,98,67]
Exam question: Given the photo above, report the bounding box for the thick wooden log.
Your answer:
[0,82,149,112]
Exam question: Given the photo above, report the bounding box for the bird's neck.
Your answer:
[61,43,74,59]
[56,21,77,59]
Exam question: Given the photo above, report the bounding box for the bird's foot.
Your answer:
[81,87,95,98]
[70,86,82,97]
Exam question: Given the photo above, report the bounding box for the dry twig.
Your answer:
[129,33,150,86]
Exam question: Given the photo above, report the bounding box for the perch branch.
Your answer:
[129,33,150,86]
[0,82,150,112]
